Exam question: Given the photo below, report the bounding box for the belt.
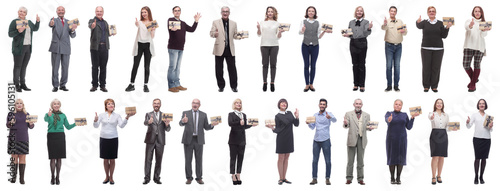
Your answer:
[99,42,106,45]
[386,42,400,46]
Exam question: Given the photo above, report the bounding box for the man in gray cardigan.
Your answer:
[88,6,112,92]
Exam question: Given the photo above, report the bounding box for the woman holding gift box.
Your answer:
[466,99,493,184]
[266,98,299,185]
[44,98,82,185]
[6,99,34,184]
[428,98,449,185]
[93,98,134,185]
[385,99,419,184]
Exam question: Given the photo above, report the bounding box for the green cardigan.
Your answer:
[8,19,40,56]
[44,113,76,133]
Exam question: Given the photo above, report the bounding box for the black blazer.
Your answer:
[228,112,252,145]
[144,111,171,145]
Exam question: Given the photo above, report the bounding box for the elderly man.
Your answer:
[88,6,113,92]
[49,6,77,92]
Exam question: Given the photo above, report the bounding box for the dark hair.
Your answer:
[172,6,180,12]
[471,6,485,21]
[389,6,397,12]
[304,6,317,19]
[278,98,288,109]
[265,6,278,21]
[319,98,327,105]
[477,99,488,110]
[433,98,445,113]
[140,6,153,21]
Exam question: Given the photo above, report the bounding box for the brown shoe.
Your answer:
[326,179,331,185]
[168,87,179,93]
[358,180,365,185]
[309,179,317,185]
[196,179,204,184]
[185,179,192,184]
[176,86,187,91]
[346,180,352,184]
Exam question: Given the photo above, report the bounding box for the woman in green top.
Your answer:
[44,99,82,185]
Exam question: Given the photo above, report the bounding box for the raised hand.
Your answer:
[194,12,202,22]
[325,112,331,119]
[388,113,393,123]
[466,116,470,124]
[417,15,422,24]
[48,108,53,117]
[94,112,98,122]
[256,22,260,30]
[49,17,55,26]
[148,115,154,124]
[384,17,387,26]
[343,116,348,125]
[430,113,435,120]
[135,18,139,27]
[91,19,96,29]
[294,108,299,118]
[214,28,219,37]
[369,21,373,29]
[182,113,188,123]
[301,25,306,34]
[36,14,40,22]
[469,19,474,29]
[240,118,244,126]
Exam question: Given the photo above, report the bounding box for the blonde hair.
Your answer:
[354,6,365,18]
[265,6,278,21]
[232,98,242,111]
[13,99,27,114]
[427,6,436,13]
[50,98,62,112]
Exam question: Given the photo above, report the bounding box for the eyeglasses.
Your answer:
[221,11,230,13]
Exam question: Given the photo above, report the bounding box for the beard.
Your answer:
[355,108,361,112]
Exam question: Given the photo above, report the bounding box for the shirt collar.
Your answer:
[356,18,364,22]
[279,110,286,114]
[306,18,316,22]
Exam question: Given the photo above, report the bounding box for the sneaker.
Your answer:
[143,85,149,92]
[394,86,400,92]
[125,84,135,92]
[385,86,392,92]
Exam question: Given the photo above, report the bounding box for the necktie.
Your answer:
[224,21,229,46]
[61,18,64,26]
[194,111,198,136]
[355,20,361,26]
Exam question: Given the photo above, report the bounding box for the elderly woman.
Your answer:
[6,99,34,184]
[125,6,156,92]
[266,98,299,185]
[385,99,419,184]
[94,99,134,185]
[257,6,284,92]
[8,7,39,92]
[227,98,257,185]
[466,99,493,184]
[416,6,452,92]
[44,98,81,185]
[428,99,449,185]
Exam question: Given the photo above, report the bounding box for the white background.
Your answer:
[1,0,499,191]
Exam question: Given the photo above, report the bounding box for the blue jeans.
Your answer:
[312,139,331,179]
[385,42,402,87]
[167,49,184,88]
[301,44,319,85]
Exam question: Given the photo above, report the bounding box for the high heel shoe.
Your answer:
[431,177,436,185]
[51,176,55,185]
[55,176,60,185]
[232,175,237,185]
[436,176,442,183]
[353,86,359,91]
[103,178,109,184]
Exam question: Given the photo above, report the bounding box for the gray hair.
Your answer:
[394,99,403,105]
[354,98,363,104]
[19,6,28,14]
[50,98,61,110]
[221,6,230,12]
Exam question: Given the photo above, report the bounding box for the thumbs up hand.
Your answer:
[469,19,474,29]
[301,25,306,34]
[135,18,139,27]
[240,118,244,126]
[417,15,422,23]
[94,112,98,122]
[49,17,55,26]
[36,14,40,22]
[466,116,470,124]
[384,17,387,26]
[369,21,373,29]
[214,28,219,37]
[91,19,96,29]
[294,108,299,118]
[343,116,348,125]
[182,113,188,123]
[148,115,154,124]
[325,112,331,119]
[48,108,53,117]
[388,113,393,123]
[430,113,435,120]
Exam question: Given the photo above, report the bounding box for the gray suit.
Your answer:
[179,109,214,180]
[144,111,171,181]
[343,110,370,181]
[48,17,76,88]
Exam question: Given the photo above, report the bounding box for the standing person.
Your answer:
[385,99,419,184]
[227,98,257,185]
[307,98,336,185]
[343,98,372,185]
[44,99,82,185]
[428,98,449,185]
[125,6,156,93]
[48,6,77,92]
[8,6,39,92]
[89,6,114,92]
[463,6,490,92]
[257,6,284,92]
[143,98,171,184]
[300,6,330,92]
[466,99,493,184]
[166,6,201,93]
[210,6,240,92]
[6,99,34,184]
[416,6,451,93]
[266,99,299,185]
[93,99,134,185]
[381,6,407,92]
[344,6,372,92]
[179,99,219,184]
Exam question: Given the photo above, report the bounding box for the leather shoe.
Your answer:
[176,86,187,91]
[20,84,31,91]
[100,86,108,92]
[52,87,58,92]
[16,85,22,92]
[325,179,331,185]
[110,181,115,185]
[103,179,110,184]
[56,177,60,185]
[142,179,149,184]
[168,87,179,92]
[394,86,400,92]
[90,86,98,92]
[346,179,352,184]
[385,86,392,92]
[232,88,238,92]
[310,179,317,185]
[358,180,365,185]
[196,179,204,184]
[218,88,224,92]
[153,179,162,184]
[59,86,69,91]
[51,176,55,185]
[480,178,485,184]
[186,179,192,184]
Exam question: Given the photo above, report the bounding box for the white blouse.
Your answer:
[428,112,449,130]
[93,112,128,139]
[466,112,493,139]
[258,20,280,46]
[23,26,31,45]
[132,21,156,56]
[463,18,487,53]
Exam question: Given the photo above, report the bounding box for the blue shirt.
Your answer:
[308,111,337,142]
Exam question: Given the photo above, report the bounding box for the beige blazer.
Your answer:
[210,19,238,56]
[343,110,370,149]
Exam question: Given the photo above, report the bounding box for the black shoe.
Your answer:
[263,83,267,92]
[55,177,60,185]
[360,87,365,92]
[353,87,358,91]
[100,86,108,92]
[233,180,237,185]
[474,178,479,185]
[283,179,292,184]
[391,178,396,184]
[385,86,392,92]
[20,84,31,91]
[394,86,400,92]
[90,86,98,92]
[432,177,436,185]
[232,88,238,92]
[153,179,162,184]
[110,181,115,185]
[309,86,315,92]
[304,88,309,92]
[51,176,55,185]
[278,179,284,185]
[52,87,58,92]
[103,179,110,184]
[432,89,438,93]
[396,179,401,185]
[270,84,275,92]
[424,88,429,92]
[16,85,22,92]
[436,176,442,183]
[218,88,224,92]
[125,84,135,92]
[142,179,149,184]
[480,178,485,184]
[59,86,69,91]
[143,85,149,92]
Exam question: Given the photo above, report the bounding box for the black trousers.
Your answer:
[144,137,164,181]
[421,49,444,89]
[13,45,31,85]
[350,38,367,87]
[91,44,109,87]
[229,144,245,174]
[130,42,152,83]
[215,47,237,89]
[184,137,203,180]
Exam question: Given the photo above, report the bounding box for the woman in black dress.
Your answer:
[428,98,449,184]
[227,98,256,185]
[266,98,299,185]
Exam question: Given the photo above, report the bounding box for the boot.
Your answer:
[19,164,25,184]
[20,84,31,91]
[469,69,481,92]
[465,68,473,88]
[10,163,18,183]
